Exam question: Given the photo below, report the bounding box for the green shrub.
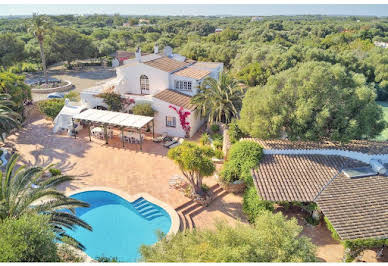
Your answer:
[64,91,80,102]
[210,124,220,133]
[57,244,84,262]
[223,140,263,183]
[140,213,316,262]
[8,63,40,74]
[212,139,223,150]
[228,119,243,144]
[37,99,65,120]
[199,133,210,146]
[212,133,223,141]
[219,161,240,183]
[343,238,388,262]
[214,149,224,159]
[96,256,119,262]
[132,103,155,117]
[97,91,122,111]
[243,186,274,223]
[324,216,340,241]
[0,214,59,262]
[49,168,61,176]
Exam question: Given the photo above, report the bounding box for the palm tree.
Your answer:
[191,74,244,125]
[28,13,50,84]
[0,154,92,250]
[0,94,21,141]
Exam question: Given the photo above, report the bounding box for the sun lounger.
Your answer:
[168,138,184,149]
[153,132,168,143]
[163,137,179,148]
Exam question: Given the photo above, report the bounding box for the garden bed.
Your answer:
[31,80,74,94]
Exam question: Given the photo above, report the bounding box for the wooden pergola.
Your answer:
[72,109,154,151]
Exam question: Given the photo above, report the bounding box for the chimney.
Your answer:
[135,47,141,62]
[154,43,159,54]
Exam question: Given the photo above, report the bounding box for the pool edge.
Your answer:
[65,186,180,237]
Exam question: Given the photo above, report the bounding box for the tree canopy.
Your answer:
[239,61,386,141]
[140,211,316,262]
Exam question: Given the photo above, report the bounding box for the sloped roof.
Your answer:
[174,67,211,80]
[316,173,388,240]
[252,154,364,202]
[245,138,388,155]
[144,56,189,73]
[153,89,196,111]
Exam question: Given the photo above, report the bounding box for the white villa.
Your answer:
[80,45,223,138]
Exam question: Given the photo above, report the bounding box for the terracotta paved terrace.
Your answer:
[7,117,246,230]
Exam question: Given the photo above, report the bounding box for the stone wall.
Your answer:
[31,80,73,94]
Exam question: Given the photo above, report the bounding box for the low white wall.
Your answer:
[263,149,388,164]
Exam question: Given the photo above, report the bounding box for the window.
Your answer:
[174,80,192,91]
[140,75,149,94]
[166,116,176,128]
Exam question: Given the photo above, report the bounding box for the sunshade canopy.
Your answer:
[73,109,153,129]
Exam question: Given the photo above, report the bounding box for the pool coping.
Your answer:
[65,186,180,237]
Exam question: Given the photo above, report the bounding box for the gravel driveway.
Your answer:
[27,66,116,102]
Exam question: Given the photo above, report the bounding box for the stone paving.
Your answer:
[5,116,353,262]
[7,117,246,230]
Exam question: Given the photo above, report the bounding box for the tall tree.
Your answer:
[0,154,92,250]
[28,14,51,84]
[167,142,215,196]
[48,26,95,67]
[191,74,244,125]
[0,33,25,67]
[140,212,316,262]
[239,61,386,141]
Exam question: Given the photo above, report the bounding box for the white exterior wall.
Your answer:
[151,98,187,137]
[80,91,106,109]
[169,75,201,96]
[115,63,169,96]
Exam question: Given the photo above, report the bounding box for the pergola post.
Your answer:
[138,128,142,151]
[121,127,124,148]
[104,124,108,144]
[88,122,91,142]
[152,120,155,139]
[72,118,76,139]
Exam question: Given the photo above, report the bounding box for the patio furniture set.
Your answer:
[153,133,185,149]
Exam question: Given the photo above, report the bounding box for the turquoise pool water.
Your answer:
[67,190,172,262]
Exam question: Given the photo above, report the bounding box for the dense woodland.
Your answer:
[0,14,388,141]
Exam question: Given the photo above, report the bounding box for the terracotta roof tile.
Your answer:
[174,67,210,80]
[316,173,388,240]
[144,56,189,73]
[153,89,196,111]
[252,154,365,202]
[243,138,388,155]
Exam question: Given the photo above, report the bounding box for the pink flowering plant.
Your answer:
[169,105,191,135]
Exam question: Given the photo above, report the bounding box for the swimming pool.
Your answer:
[67,190,172,262]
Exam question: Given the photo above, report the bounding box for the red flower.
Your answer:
[169,105,191,132]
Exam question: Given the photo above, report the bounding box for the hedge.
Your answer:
[242,185,274,223]
[220,140,263,184]
[37,99,65,120]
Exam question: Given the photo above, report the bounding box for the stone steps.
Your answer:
[175,183,228,232]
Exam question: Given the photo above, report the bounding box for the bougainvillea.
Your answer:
[169,105,191,134]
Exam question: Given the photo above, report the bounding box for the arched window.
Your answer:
[140,75,149,94]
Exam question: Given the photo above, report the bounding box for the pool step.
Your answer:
[131,197,163,221]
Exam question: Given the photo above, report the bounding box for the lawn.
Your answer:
[375,101,388,141]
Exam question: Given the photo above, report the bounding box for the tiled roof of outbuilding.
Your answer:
[252,154,364,202]
[244,138,388,155]
[316,173,388,240]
